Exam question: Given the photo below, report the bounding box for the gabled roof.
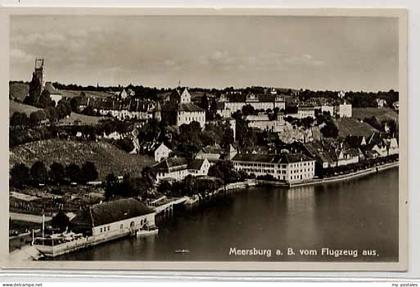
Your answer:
[201,144,222,154]
[178,103,204,112]
[188,159,207,170]
[153,157,188,172]
[70,198,153,228]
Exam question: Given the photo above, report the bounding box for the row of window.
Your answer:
[290,168,314,174]
[99,226,111,233]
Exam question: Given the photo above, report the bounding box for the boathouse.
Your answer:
[70,198,155,237]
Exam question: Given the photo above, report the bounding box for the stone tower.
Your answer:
[34,58,45,91]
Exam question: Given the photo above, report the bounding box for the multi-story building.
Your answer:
[335,102,352,118]
[162,88,206,128]
[220,92,286,115]
[153,157,210,183]
[232,153,315,183]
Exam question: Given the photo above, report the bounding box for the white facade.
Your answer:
[50,93,63,105]
[297,108,315,119]
[336,103,352,118]
[177,110,206,128]
[155,159,210,183]
[248,119,287,132]
[387,138,399,155]
[336,151,359,166]
[321,105,334,115]
[154,143,172,162]
[92,213,155,237]
[232,156,315,183]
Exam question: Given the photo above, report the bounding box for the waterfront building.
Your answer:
[70,198,155,237]
[162,88,206,128]
[153,157,210,182]
[232,152,315,183]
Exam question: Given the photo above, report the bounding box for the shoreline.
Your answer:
[211,161,399,195]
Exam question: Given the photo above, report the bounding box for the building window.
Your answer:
[120,224,123,229]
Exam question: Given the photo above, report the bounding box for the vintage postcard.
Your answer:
[0,8,408,271]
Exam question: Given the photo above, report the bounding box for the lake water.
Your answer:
[56,168,399,262]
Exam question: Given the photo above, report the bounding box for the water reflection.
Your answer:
[56,168,399,262]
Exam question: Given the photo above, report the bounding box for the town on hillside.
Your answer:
[9,58,399,258]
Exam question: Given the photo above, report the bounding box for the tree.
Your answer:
[81,161,99,183]
[208,160,240,184]
[10,112,28,126]
[82,105,97,116]
[70,97,80,113]
[104,173,118,199]
[51,210,70,232]
[49,162,65,184]
[30,161,48,186]
[56,100,72,119]
[199,94,209,111]
[38,89,54,108]
[221,127,234,148]
[66,163,82,183]
[24,72,41,106]
[242,104,255,116]
[10,163,30,188]
[29,110,47,126]
[320,121,339,138]
[115,138,134,153]
[44,106,59,123]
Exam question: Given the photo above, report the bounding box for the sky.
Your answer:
[10,15,399,91]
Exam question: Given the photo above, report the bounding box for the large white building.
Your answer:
[335,102,352,118]
[219,92,286,116]
[70,198,156,237]
[232,153,315,183]
[246,114,288,132]
[153,157,211,183]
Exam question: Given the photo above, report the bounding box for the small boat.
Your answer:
[175,249,190,254]
[136,225,159,238]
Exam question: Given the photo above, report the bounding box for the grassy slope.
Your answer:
[9,82,29,102]
[352,108,398,123]
[9,101,41,117]
[58,89,115,99]
[335,118,379,138]
[59,112,105,125]
[10,139,155,180]
[10,99,104,125]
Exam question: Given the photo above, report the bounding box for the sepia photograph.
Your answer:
[4,9,407,270]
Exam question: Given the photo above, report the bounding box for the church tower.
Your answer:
[34,58,45,91]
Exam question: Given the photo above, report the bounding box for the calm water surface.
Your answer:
[57,168,399,262]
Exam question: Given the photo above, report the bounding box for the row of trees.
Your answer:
[10,161,99,188]
[11,101,72,128]
[104,168,155,199]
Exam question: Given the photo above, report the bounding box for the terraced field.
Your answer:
[335,118,379,138]
[352,107,398,123]
[10,139,155,179]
